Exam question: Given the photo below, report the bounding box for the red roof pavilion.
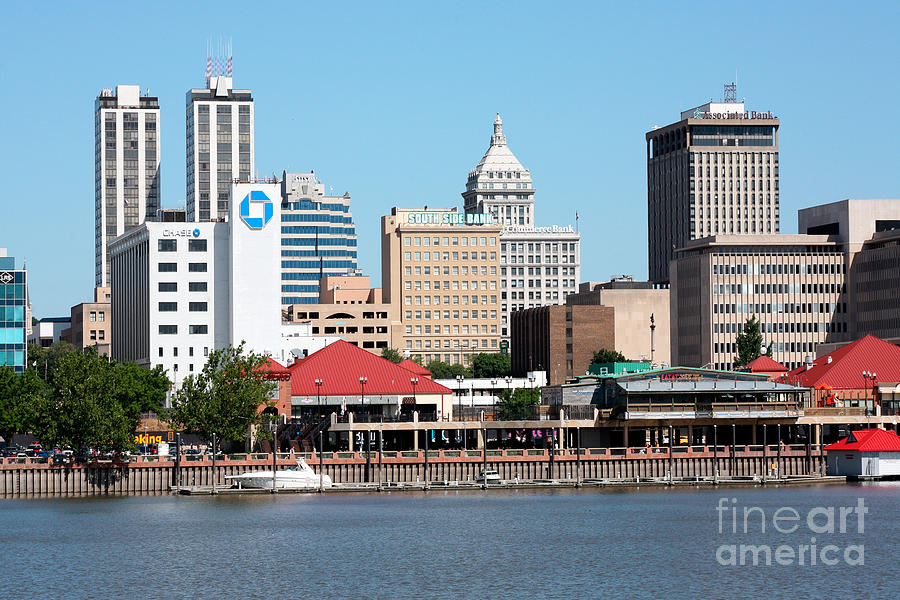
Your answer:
[824,428,900,453]
[743,356,788,374]
[781,335,900,389]
[289,340,451,397]
[398,359,431,378]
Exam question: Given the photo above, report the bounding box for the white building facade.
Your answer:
[95,85,161,287]
[186,70,254,223]
[462,115,581,342]
[110,183,281,392]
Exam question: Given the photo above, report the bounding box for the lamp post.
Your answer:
[528,373,536,420]
[315,378,324,417]
[270,417,278,493]
[862,370,877,411]
[490,378,497,420]
[359,376,368,412]
[410,377,418,407]
[455,375,464,422]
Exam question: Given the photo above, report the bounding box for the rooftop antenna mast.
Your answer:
[724,81,737,103]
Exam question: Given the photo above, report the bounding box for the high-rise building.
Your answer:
[280,172,359,307]
[94,85,160,287]
[647,86,780,284]
[0,249,27,373]
[186,59,254,223]
[462,114,580,343]
[381,207,502,365]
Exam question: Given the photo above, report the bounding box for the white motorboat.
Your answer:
[226,458,332,490]
[475,469,502,484]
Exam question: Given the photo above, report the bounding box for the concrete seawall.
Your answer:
[1,447,825,497]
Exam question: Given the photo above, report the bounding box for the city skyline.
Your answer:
[2,1,898,317]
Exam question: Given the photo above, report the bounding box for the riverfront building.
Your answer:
[462,115,580,342]
[95,85,161,288]
[280,172,359,307]
[0,249,27,373]
[186,63,254,222]
[110,182,281,388]
[381,207,502,366]
[647,86,780,284]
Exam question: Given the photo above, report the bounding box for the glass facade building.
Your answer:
[0,252,27,373]
[280,172,358,306]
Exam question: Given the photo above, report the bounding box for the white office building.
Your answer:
[186,62,254,223]
[462,114,581,342]
[110,182,281,390]
[95,85,161,287]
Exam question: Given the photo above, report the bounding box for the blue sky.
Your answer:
[1,1,898,317]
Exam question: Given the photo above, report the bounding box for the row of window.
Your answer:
[405,280,496,291]
[713,320,847,335]
[713,302,846,315]
[404,236,497,247]
[404,310,497,321]
[502,255,577,265]
[405,324,497,335]
[714,283,845,295]
[158,262,207,272]
[404,295,497,306]
[503,242,575,252]
[503,267,576,276]
[158,302,208,312]
[158,239,207,252]
[404,251,496,262]
[159,345,209,357]
[405,338,498,350]
[159,282,207,292]
[691,151,777,164]
[158,325,208,335]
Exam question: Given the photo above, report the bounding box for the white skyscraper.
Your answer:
[94,85,161,287]
[186,54,254,222]
[463,115,580,344]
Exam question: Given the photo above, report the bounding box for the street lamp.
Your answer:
[490,378,498,420]
[314,378,324,417]
[410,377,418,406]
[863,370,877,409]
[528,373,536,418]
[359,375,368,405]
[455,374,464,422]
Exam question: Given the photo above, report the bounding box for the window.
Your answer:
[188,239,207,252]
[158,302,177,312]
[158,239,177,252]
[158,347,163,357]
[189,325,208,334]
[189,302,208,312]
[89,311,97,322]
[158,263,177,272]
[188,282,207,292]
[159,325,177,334]
[159,282,177,292]
[188,262,207,272]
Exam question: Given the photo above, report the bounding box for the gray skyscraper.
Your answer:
[94,85,160,287]
[646,86,780,285]
[186,57,254,222]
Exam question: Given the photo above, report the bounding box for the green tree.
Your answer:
[496,387,539,420]
[591,348,626,364]
[168,343,276,443]
[470,353,511,378]
[31,349,138,453]
[734,316,772,368]
[380,347,404,363]
[28,341,78,384]
[0,367,44,447]
[424,360,470,379]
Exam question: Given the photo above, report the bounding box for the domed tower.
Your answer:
[462,114,535,228]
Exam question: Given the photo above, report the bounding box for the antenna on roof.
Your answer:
[724,81,737,103]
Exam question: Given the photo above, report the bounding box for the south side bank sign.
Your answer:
[407,212,495,226]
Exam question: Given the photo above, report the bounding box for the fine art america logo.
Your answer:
[240,190,274,230]
[714,497,867,567]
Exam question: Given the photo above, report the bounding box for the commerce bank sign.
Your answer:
[407,212,495,226]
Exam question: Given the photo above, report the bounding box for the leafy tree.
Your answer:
[734,316,772,368]
[591,348,626,364]
[168,343,276,443]
[424,360,470,379]
[0,367,44,447]
[380,347,404,363]
[470,353,511,378]
[31,349,138,453]
[28,341,78,384]
[496,387,539,420]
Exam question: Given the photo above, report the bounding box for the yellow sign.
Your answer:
[134,434,163,445]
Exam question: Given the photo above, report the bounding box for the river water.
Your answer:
[1,483,897,599]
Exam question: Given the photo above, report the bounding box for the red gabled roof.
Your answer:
[780,335,900,389]
[258,357,292,381]
[744,356,788,373]
[825,429,900,452]
[289,340,451,396]
[398,359,431,377]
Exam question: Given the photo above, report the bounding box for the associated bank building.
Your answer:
[110,183,282,389]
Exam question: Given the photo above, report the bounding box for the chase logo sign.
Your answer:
[239,190,273,230]
[193,228,201,238]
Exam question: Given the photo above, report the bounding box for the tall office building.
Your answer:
[186,57,254,222]
[462,114,580,343]
[0,249,27,374]
[647,85,780,284]
[382,207,502,365]
[280,172,359,307]
[94,85,160,287]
